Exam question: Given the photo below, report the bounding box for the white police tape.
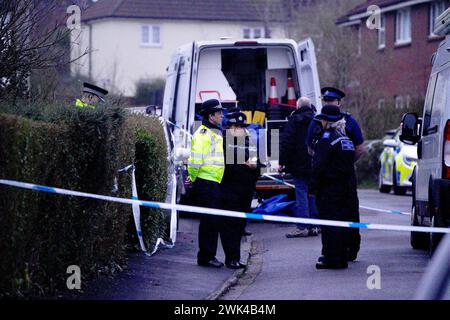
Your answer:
[1,179,449,234]
[262,173,411,216]
[359,205,410,216]
[119,165,174,256]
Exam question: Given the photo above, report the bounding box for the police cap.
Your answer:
[227,111,249,127]
[315,104,345,122]
[321,87,346,101]
[200,99,224,116]
[83,82,108,101]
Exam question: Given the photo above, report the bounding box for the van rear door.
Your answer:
[163,43,196,151]
[297,38,322,111]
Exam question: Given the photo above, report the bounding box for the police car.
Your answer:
[378,128,417,195]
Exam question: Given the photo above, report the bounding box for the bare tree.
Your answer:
[0,0,88,99]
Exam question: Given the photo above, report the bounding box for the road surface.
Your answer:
[221,189,431,300]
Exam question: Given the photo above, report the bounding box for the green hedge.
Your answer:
[0,102,168,298]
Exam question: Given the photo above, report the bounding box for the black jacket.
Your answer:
[221,132,260,195]
[310,129,356,199]
[279,107,315,178]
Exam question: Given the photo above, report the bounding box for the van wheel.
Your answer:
[392,163,407,195]
[410,205,429,250]
[379,171,391,193]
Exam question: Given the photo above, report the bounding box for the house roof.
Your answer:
[336,0,428,25]
[82,0,290,23]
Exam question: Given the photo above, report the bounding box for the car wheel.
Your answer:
[392,163,407,195]
[410,204,429,250]
[378,170,391,193]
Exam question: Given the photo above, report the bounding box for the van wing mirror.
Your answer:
[400,113,420,145]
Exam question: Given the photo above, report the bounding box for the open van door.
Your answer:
[297,38,322,112]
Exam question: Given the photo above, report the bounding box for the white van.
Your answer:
[162,38,322,203]
[400,8,450,252]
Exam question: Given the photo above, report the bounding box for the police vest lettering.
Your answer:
[188,125,225,183]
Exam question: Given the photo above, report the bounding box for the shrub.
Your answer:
[0,101,168,298]
[355,140,384,187]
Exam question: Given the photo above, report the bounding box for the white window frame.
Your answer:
[141,25,161,47]
[430,1,447,37]
[378,14,386,49]
[395,8,411,45]
[242,27,265,39]
[395,95,404,109]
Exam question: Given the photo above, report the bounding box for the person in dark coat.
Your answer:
[279,97,319,238]
[307,87,362,261]
[310,105,357,269]
[221,111,260,269]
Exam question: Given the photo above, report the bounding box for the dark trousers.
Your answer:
[346,173,361,257]
[317,193,358,264]
[190,179,223,263]
[220,190,251,264]
[346,188,361,257]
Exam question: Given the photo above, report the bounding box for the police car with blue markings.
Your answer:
[378,128,417,195]
[400,7,450,252]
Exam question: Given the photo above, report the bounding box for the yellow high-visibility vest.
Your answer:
[75,99,96,110]
[188,124,225,183]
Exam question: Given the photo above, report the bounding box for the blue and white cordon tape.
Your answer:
[0,179,449,234]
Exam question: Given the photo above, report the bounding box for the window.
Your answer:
[422,75,438,134]
[430,1,447,37]
[242,27,265,39]
[141,25,161,46]
[377,99,385,109]
[395,8,411,45]
[395,95,404,109]
[378,14,386,49]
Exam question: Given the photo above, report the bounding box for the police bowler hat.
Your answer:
[201,99,224,116]
[315,105,344,122]
[227,111,249,127]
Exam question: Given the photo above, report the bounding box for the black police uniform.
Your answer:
[310,128,357,268]
[220,113,260,267]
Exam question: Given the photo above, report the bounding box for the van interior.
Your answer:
[194,46,302,164]
[194,46,300,120]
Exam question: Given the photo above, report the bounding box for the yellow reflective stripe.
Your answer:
[190,152,204,158]
[75,99,96,110]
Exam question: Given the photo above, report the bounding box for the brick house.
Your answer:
[337,0,449,110]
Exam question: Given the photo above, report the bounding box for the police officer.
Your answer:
[75,82,108,109]
[220,111,260,269]
[306,87,363,261]
[310,105,356,269]
[188,99,225,268]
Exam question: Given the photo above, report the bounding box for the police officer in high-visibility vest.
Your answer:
[188,99,226,268]
[75,82,108,110]
[309,105,357,269]
[306,87,363,262]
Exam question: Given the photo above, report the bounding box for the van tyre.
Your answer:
[378,171,391,193]
[428,181,446,255]
[429,214,445,255]
[410,205,429,250]
[392,163,407,195]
